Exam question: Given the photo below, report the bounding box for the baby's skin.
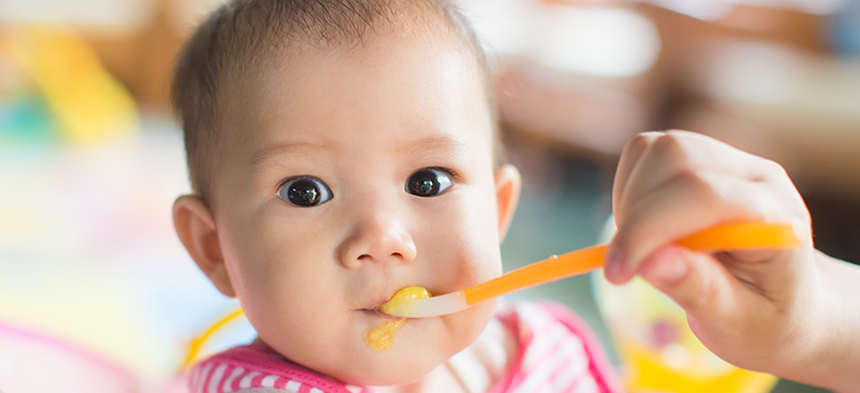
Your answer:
[605,131,860,393]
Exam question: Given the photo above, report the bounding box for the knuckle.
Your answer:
[651,133,694,167]
[761,158,788,180]
[624,132,659,155]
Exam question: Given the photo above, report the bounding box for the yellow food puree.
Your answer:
[365,286,431,351]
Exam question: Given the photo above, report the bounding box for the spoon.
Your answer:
[379,221,801,318]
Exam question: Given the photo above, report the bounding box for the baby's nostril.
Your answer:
[357,252,407,262]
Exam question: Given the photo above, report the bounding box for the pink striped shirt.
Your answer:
[189,301,622,393]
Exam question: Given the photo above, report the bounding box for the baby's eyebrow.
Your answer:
[400,135,469,156]
[250,134,468,168]
[251,141,333,167]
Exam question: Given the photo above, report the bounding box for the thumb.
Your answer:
[638,244,751,323]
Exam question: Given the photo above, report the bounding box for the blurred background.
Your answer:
[0,0,857,392]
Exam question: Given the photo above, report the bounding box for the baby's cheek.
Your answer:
[448,298,498,348]
[440,234,501,279]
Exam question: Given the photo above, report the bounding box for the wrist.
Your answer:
[775,251,860,391]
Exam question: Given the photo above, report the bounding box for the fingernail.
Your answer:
[604,246,625,281]
[646,254,688,285]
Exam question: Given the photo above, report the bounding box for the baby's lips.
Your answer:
[362,287,412,311]
[361,307,404,322]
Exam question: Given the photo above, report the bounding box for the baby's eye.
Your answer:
[406,168,453,197]
[277,177,333,207]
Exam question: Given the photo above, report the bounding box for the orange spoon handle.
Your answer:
[464,245,606,306]
[463,221,800,306]
[676,222,800,250]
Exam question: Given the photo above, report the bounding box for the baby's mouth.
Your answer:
[375,286,433,316]
[360,286,432,352]
[360,308,401,321]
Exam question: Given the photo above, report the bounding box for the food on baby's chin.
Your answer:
[365,319,405,352]
[365,286,432,352]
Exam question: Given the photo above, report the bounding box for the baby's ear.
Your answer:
[494,165,521,242]
[173,195,237,298]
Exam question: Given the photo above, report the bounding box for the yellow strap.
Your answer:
[182,308,245,370]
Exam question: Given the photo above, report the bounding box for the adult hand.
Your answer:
[604,130,860,392]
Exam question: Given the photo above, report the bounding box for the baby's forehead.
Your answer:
[216,42,497,179]
[216,9,479,116]
[233,12,470,76]
[223,34,489,133]
[218,23,486,122]
[220,0,461,66]
[213,40,493,175]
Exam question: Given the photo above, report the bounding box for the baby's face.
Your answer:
[208,32,516,385]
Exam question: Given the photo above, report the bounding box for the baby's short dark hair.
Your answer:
[171,0,500,204]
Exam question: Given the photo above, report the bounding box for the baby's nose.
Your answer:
[338,211,417,269]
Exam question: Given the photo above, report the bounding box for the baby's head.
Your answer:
[171,0,521,386]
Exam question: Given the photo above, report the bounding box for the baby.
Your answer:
[170,0,860,392]
[171,0,610,391]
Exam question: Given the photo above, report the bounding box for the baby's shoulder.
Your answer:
[188,343,366,393]
[495,300,603,348]
[488,301,623,393]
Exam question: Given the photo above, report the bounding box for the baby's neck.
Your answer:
[374,317,516,393]
[371,362,469,393]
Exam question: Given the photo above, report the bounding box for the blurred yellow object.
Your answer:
[182,308,246,370]
[2,26,139,142]
[595,275,779,393]
[593,220,780,393]
[616,334,778,393]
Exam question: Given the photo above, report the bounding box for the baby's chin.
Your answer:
[258,300,499,387]
[314,326,461,386]
[327,300,499,386]
[329,351,445,387]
